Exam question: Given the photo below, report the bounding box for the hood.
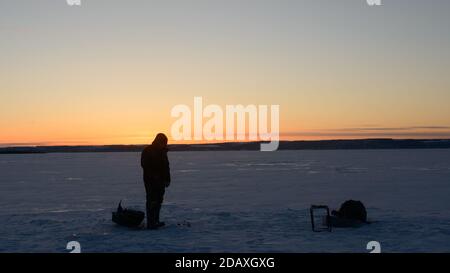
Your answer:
[152,133,168,149]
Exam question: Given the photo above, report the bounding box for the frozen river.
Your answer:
[1,149,450,252]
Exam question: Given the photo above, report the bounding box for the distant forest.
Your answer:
[1,139,450,154]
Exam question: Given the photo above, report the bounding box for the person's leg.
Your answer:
[146,199,151,228]
[155,187,165,226]
[145,183,157,228]
[148,203,159,229]
[146,185,165,229]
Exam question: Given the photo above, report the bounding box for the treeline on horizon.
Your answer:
[1,139,450,154]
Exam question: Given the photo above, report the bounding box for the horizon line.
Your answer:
[2,138,450,149]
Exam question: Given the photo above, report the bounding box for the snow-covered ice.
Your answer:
[1,149,450,253]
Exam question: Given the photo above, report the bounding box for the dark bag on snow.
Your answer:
[112,201,145,228]
[332,200,367,223]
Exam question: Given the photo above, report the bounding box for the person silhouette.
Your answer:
[141,133,171,229]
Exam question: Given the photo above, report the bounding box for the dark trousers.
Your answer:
[144,182,165,226]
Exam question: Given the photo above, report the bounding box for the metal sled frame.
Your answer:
[310,205,332,232]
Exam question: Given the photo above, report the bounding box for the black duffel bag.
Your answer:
[112,201,145,228]
[332,200,367,223]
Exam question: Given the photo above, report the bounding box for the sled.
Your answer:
[112,201,145,228]
[310,201,370,231]
[310,205,332,232]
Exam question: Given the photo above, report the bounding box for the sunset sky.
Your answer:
[1,0,450,146]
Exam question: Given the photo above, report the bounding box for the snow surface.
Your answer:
[1,149,450,253]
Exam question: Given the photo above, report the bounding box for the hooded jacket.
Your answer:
[141,134,171,187]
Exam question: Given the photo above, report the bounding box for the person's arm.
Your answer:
[141,149,147,169]
[163,153,171,187]
[141,147,152,171]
